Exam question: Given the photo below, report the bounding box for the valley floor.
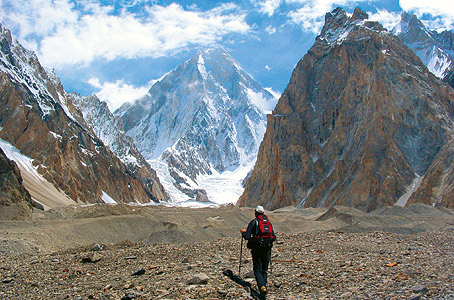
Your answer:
[0,203,453,299]
[0,231,453,299]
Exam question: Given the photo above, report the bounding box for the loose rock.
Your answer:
[80,253,102,263]
[91,244,103,251]
[187,273,210,285]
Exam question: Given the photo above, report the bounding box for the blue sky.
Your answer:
[1,0,453,110]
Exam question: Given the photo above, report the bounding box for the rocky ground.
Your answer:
[0,203,453,299]
[1,231,453,299]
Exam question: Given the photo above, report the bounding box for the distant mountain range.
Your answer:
[239,7,454,211]
[393,12,454,86]
[1,7,454,217]
[0,23,166,216]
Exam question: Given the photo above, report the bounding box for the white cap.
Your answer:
[255,205,265,214]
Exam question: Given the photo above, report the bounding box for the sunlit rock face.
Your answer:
[0,23,164,206]
[239,8,454,212]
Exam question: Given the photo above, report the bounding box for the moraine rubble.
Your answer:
[1,231,453,299]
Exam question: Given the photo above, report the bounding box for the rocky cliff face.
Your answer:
[0,23,163,207]
[0,147,32,219]
[238,8,454,212]
[117,48,276,203]
[443,69,454,88]
[393,12,454,86]
[71,94,167,202]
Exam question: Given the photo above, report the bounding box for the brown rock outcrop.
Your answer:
[238,8,454,211]
[0,23,166,207]
[0,147,32,219]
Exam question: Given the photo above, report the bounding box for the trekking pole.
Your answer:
[239,236,244,277]
[269,251,273,275]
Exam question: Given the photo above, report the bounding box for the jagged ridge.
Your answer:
[239,7,454,212]
[393,12,454,82]
[71,94,167,202]
[0,23,164,207]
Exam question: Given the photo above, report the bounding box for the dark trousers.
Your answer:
[251,247,271,289]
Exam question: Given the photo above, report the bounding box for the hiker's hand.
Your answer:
[240,228,246,233]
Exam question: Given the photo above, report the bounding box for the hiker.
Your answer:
[241,205,276,297]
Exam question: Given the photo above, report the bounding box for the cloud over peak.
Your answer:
[1,1,250,68]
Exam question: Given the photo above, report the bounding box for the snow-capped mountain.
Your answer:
[116,47,277,204]
[393,12,454,81]
[70,93,167,203]
[0,23,165,208]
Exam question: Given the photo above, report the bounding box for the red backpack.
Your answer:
[255,214,274,239]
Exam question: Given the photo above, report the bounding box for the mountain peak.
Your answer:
[191,47,232,65]
[392,12,432,40]
[187,46,242,80]
[401,12,424,30]
[120,48,276,204]
[321,7,369,34]
[239,7,454,212]
[0,23,13,45]
[320,7,349,38]
[319,7,384,46]
[351,7,369,22]
[393,12,454,79]
[198,46,230,57]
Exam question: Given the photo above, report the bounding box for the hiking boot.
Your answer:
[260,286,268,295]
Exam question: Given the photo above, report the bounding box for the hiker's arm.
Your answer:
[271,222,276,242]
[242,220,255,240]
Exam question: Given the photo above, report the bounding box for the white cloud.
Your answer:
[400,0,454,16]
[287,0,369,34]
[264,87,281,100]
[0,1,250,68]
[288,6,326,34]
[246,88,279,114]
[253,0,283,16]
[368,9,401,30]
[265,25,277,34]
[400,0,454,31]
[0,0,78,51]
[88,77,153,111]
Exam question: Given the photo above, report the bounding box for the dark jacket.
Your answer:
[242,214,276,249]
